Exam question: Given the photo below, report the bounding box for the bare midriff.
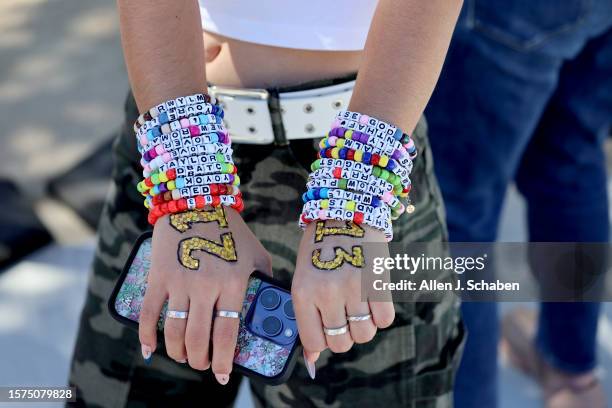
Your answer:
[204,31,363,89]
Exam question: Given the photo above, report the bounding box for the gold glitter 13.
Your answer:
[311,246,365,270]
[178,233,238,270]
[170,207,228,233]
[314,221,365,243]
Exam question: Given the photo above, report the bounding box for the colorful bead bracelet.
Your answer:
[135,93,217,129]
[147,194,244,225]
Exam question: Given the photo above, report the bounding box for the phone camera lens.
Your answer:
[259,288,281,310]
[262,316,282,336]
[283,300,295,319]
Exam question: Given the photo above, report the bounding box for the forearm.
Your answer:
[349,0,463,132]
[117,0,206,113]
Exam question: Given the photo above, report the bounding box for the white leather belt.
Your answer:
[208,80,355,145]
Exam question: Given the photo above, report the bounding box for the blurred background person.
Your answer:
[425,1,612,407]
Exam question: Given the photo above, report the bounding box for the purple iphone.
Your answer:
[108,231,300,384]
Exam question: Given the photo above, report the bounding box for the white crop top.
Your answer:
[199,1,378,51]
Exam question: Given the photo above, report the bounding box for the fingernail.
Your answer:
[176,359,187,364]
[303,350,316,380]
[215,374,229,385]
[141,344,152,365]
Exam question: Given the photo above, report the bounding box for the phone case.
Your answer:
[107,231,301,385]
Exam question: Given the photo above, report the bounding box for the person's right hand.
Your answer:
[138,206,272,385]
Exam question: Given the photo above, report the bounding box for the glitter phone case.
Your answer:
[108,231,301,385]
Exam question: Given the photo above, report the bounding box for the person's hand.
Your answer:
[138,207,271,385]
[292,220,395,378]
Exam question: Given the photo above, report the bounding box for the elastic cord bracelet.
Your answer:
[147,195,244,225]
[328,127,403,157]
[300,207,393,240]
[140,126,228,156]
[143,152,233,175]
[137,122,226,152]
[146,184,240,206]
[146,188,241,209]
[135,93,217,129]
[333,110,411,145]
[147,144,234,173]
[319,134,413,169]
[313,156,411,187]
[143,172,240,197]
[136,104,223,136]
[302,188,381,207]
[136,112,222,140]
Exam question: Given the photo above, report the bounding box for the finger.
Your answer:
[292,288,327,355]
[346,301,377,344]
[163,293,190,362]
[211,276,246,385]
[369,300,395,329]
[319,302,353,353]
[185,296,215,370]
[139,278,167,363]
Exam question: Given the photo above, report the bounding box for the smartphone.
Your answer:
[108,231,301,385]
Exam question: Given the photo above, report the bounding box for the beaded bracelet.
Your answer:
[143,172,240,198]
[135,93,217,129]
[141,127,228,155]
[147,195,244,225]
[140,128,229,155]
[320,135,413,170]
[313,156,411,187]
[328,127,404,157]
[147,184,240,205]
[143,152,233,173]
[334,110,411,145]
[136,104,223,136]
[138,123,226,153]
[300,208,393,240]
[303,188,380,207]
[146,190,241,209]
[148,144,234,173]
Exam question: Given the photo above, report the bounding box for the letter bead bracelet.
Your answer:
[134,92,243,225]
[299,110,416,241]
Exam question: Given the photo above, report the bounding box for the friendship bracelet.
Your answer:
[138,124,228,152]
[300,208,393,240]
[309,167,403,194]
[140,125,227,154]
[135,93,217,129]
[143,152,233,174]
[147,144,234,173]
[147,184,240,205]
[302,188,381,207]
[329,127,404,157]
[334,110,411,145]
[146,189,242,209]
[136,111,222,138]
[142,137,231,169]
[143,172,240,197]
[320,134,413,169]
[136,104,223,136]
[313,156,412,187]
[147,196,244,225]
[142,134,231,162]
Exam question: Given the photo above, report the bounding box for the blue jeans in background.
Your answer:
[424,1,612,407]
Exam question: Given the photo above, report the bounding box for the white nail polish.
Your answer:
[303,351,316,380]
[215,374,229,385]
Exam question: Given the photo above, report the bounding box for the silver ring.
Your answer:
[347,313,372,322]
[216,310,240,319]
[323,324,349,336]
[166,310,189,319]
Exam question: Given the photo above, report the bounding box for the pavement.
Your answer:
[0,1,610,407]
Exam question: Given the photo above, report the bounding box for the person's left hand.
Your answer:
[291,220,395,378]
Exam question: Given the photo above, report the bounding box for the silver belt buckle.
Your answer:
[209,86,274,144]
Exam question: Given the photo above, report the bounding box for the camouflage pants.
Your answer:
[68,87,464,407]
